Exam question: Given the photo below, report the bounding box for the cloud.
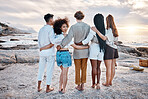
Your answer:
[0,0,147,31]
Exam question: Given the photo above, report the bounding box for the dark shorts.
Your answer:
[104,45,119,60]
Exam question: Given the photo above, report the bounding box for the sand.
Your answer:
[0,52,148,99]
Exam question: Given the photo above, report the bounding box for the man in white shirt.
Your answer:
[37,13,56,93]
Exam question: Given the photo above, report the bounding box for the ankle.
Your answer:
[46,85,50,89]
[81,83,84,85]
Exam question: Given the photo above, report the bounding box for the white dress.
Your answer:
[82,29,104,61]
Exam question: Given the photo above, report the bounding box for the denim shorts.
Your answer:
[56,51,72,68]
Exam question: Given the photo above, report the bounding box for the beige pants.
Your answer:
[74,58,88,85]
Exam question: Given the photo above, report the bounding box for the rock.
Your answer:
[0,22,8,27]
[10,39,19,41]
[0,85,9,92]
[0,40,6,43]
[0,44,38,50]
[33,39,38,42]
[15,50,39,63]
[0,66,7,70]
[0,50,39,63]
[118,45,147,57]
[117,41,123,45]
[18,84,27,89]
[136,47,148,54]
[0,51,16,63]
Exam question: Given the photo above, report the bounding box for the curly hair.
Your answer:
[53,18,69,35]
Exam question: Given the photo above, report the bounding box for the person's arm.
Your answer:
[91,27,107,41]
[60,26,74,48]
[48,27,63,44]
[40,44,54,51]
[114,37,118,45]
[38,32,42,49]
[82,29,95,45]
[71,44,89,50]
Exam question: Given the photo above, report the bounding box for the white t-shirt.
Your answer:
[105,28,118,49]
[55,33,74,48]
[38,25,57,56]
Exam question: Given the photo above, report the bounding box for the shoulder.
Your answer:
[71,23,77,28]
[82,22,90,28]
[70,25,74,29]
[41,25,53,32]
[56,34,64,38]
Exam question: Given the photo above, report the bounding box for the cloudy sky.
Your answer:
[0,0,148,33]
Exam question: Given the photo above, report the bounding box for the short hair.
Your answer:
[44,13,54,22]
[53,18,69,35]
[74,11,84,20]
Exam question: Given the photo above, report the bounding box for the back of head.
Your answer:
[94,13,106,52]
[44,13,54,23]
[74,11,85,20]
[106,14,118,37]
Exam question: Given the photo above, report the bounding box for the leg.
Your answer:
[90,59,98,88]
[81,58,88,90]
[37,57,46,92]
[96,60,101,89]
[46,56,55,93]
[109,59,116,85]
[62,67,69,93]
[103,59,112,87]
[59,66,63,92]
[74,59,81,91]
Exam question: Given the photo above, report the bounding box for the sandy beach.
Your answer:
[0,52,148,99]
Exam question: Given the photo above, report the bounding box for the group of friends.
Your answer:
[37,11,119,94]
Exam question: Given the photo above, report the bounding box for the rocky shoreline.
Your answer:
[0,42,147,64]
[117,42,148,58]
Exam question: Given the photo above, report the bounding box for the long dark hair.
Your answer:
[94,13,106,52]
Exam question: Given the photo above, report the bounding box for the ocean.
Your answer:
[0,29,147,48]
[118,29,148,47]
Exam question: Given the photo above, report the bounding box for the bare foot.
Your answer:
[61,89,66,94]
[59,88,63,93]
[109,82,112,86]
[102,83,110,87]
[96,83,100,89]
[75,85,81,91]
[46,87,54,93]
[81,83,84,91]
[38,88,42,92]
[91,84,96,88]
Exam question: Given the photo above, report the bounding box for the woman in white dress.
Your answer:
[91,14,119,87]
